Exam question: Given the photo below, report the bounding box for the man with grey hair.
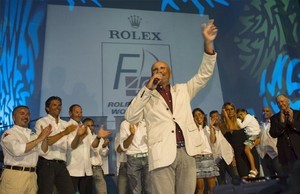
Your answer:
[0,106,51,194]
[269,94,300,176]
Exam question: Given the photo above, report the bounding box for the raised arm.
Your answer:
[71,125,88,149]
[122,124,136,149]
[47,124,77,145]
[209,117,218,144]
[92,125,112,148]
[26,124,52,153]
[221,108,240,132]
[202,19,218,54]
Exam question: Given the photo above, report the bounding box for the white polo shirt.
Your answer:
[90,134,109,166]
[119,120,148,155]
[35,114,69,161]
[1,125,40,167]
[66,119,93,177]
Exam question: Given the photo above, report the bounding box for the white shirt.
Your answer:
[90,134,109,166]
[119,120,148,155]
[66,119,93,177]
[256,120,278,159]
[1,125,40,167]
[196,125,212,155]
[237,114,261,136]
[114,132,127,176]
[211,127,234,165]
[35,114,69,161]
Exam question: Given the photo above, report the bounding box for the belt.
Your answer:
[4,165,36,172]
[177,141,185,148]
[195,154,213,158]
[129,152,148,158]
[39,157,65,164]
[120,162,127,167]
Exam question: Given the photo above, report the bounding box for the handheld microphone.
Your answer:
[153,78,159,85]
[153,73,162,85]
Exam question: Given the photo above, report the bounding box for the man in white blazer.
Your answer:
[125,20,218,194]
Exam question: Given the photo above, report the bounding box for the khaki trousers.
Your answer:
[0,169,37,194]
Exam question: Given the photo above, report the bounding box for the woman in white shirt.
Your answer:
[193,108,219,194]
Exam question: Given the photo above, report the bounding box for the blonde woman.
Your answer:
[219,102,259,178]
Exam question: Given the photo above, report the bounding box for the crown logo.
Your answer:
[128,15,142,28]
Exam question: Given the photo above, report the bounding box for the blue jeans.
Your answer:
[127,155,150,194]
[92,166,107,194]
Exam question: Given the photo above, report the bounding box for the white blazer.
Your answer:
[125,53,217,171]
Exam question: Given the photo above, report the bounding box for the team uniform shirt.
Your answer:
[66,119,93,177]
[90,134,109,166]
[1,125,41,167]
[35,114,69,161]
[119,120,148,155]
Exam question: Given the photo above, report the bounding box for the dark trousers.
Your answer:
[280,147,298,177]
[71,176,93,194]
[217,159,239,185]
[37,157,75,194]
[261,155,283,177]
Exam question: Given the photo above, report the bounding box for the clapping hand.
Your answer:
[39,124,52,141]
[97,124,112,139]
[77,124,87,136]
[64,124,77,135]
[129,124,136,135]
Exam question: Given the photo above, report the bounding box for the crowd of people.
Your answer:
[0,98,112,194]
[1,20,300,194]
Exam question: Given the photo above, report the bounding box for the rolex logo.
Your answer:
[128,15,142,28]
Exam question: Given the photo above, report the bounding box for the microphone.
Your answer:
[153,78,159,85]
[153,73,162,85]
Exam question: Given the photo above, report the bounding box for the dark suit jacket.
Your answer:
[269,109,300,165]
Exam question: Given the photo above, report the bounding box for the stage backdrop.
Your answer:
[40,5,223,174]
